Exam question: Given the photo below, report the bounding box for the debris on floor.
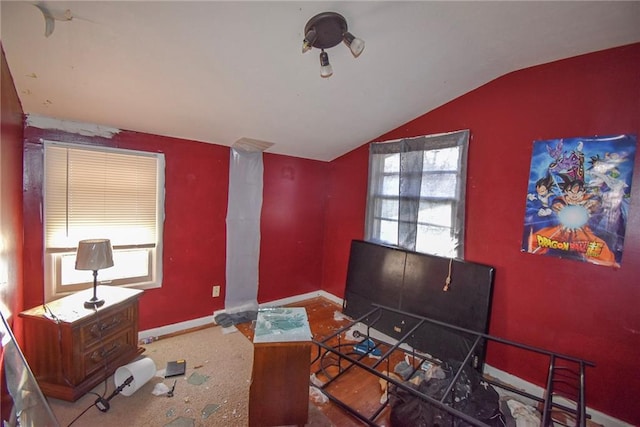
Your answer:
[333,311,351,322]
[353,338,382,357]
[214,311,258,328]
[187,371,210,385]
[201,403,221,419]
[310,373,325,387]
[153,382,171,396]
[379,370,403,404]
[310,386,329,404]
[163,416,195,427]
[502,398,541,427]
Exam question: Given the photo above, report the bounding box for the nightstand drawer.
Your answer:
[83,329,137,378]
[80,305,135,350]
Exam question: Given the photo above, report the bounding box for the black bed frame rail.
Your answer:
[311,304,595,427]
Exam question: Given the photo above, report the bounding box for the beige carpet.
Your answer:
[48,325,333,426]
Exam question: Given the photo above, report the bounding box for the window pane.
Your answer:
[108,249,151,280]
[423,146,460,171]
[415,224,456,257]
[383,153,400,173]
[418,201,453,228]
[380,199,399,220]
[379,219,398,244]
[61,249,150,286]
[381,174,399,196]
[420,172,458,198]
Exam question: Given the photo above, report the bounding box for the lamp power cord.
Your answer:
[94,375,134,412]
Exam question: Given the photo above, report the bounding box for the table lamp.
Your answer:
[75,239,114,309]
[94,357,156,412]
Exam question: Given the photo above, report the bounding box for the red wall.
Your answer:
[0,44,25,423]
[321,144,369,298]
[0,45,25,329]
[322,43,640,423]
[260,153,328,301]
[21,128,328,331]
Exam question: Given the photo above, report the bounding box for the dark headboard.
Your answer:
[343,240,495,369]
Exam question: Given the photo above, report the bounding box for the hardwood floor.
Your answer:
[237,297,602,427]
[237,297,400,426]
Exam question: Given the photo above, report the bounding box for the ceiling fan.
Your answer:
[32,2,94,37]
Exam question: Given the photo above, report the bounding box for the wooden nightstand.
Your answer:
[19,286,144,401]
[249,307,312,427]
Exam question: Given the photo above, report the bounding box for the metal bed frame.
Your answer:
[311,304,595,427]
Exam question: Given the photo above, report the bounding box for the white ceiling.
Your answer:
[2,1,639,161]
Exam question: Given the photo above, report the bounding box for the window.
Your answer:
[44,141,165,300]
[365,130,469,258]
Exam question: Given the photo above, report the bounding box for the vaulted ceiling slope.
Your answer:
[2,1,639,161]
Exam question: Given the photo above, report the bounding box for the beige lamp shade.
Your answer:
[75,239,114,271]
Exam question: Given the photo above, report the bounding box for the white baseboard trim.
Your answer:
[259,290,344,307]
[140,291,627,426]
[210,290,344,324]
[141,291,344,338]
[139,314,215,340]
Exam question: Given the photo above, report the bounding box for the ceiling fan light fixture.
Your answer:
[343,31,365,58]
[302,11,363,77]
[302,29,317,54]
[319,50,333,78]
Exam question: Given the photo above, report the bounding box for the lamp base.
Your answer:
[84,298,105,309]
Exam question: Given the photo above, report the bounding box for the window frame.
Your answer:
[43,141,165,301]
[365,130,469,259]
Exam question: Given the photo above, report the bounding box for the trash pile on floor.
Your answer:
[312,315,554,426]
[386,357,543,427]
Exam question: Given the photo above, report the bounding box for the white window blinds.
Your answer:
[44,142,161,250]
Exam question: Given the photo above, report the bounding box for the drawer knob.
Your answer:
[90,316,122,337]
[90,342,121,362]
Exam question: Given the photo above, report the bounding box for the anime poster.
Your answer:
[522,134,637,267]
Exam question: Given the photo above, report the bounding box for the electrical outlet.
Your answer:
[212,285,221,297]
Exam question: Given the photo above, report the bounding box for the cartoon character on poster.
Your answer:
[522,134,637,267]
